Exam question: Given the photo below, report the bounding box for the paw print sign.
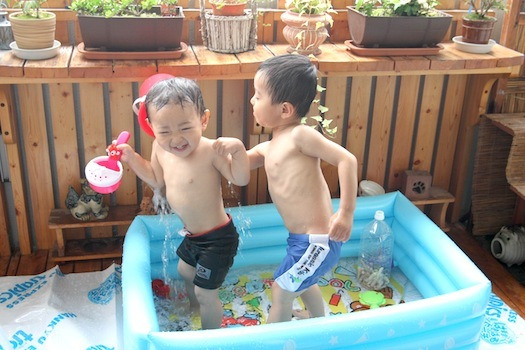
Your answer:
[401,170,432,200]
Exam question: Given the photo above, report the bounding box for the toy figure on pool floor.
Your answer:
[119,77,250,329]
[247,54,358,323]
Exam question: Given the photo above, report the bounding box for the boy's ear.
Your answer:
[281,102,296,120]
[201,109,211,129]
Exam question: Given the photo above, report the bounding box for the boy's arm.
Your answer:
[213,137,250,186]
[117,142,165,190]
[247,141,267,170]
[293,126,358,242]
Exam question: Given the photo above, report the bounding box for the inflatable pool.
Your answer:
[122,192,491,349]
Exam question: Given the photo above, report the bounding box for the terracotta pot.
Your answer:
[346,6,452,48]
[211,3,246,16]
[280,10,331,56]
[9,11,56,50]
[78,7,184,51]
[461,17,496,45]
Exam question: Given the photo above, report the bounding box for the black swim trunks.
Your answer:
[176,216,239,290]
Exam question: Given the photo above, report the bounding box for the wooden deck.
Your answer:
[1,225,524,319]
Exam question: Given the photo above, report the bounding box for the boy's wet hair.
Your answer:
[145,78,206,118]
[257,54,317,118]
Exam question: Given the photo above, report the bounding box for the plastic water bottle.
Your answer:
[357,210,394,290]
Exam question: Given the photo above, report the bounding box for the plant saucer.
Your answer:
[9,40,61,60]
[452,36,495,54]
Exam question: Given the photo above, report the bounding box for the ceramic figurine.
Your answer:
[65,179,109,221]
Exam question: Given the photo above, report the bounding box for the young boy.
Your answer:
[118,77,250,329]
[248,54,358,323]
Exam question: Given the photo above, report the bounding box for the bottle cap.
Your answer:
[374,210,385,221]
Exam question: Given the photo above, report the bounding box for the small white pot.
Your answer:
[491,226,525,267]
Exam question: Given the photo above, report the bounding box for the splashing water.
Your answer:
[225,181,252,251]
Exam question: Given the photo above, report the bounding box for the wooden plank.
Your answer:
[69,46,113,79]
[346,76,372,180]
[411,186,455,205]
[23,45,72,79]
[48,83,80,224]
[412,75,444,171]
[344,51,395,72]
[490,44,525,68]
[0,51,24,77]
[432,74,467,190]
[53,236,124,263]
[158,48,200,77]
[442,43,498,70]
[316,43,358,74]
[487,113,525,136]
[391,55,431,72]
[199,80,219,139]
[48,206,138,229]
[18,84,55,250]
[366,75,395,185]
[73,259,103,273]
[429,47,466,71]
[112,59,157,78]
[16,250,48,275]
[236,45,274,74]
[193,45,241,77]
[0,256,9,275]
[108,83,137,207]
[6,252,20,276]
[387,75,420,191]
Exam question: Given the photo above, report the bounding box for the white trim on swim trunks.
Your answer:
[275,234,330,292]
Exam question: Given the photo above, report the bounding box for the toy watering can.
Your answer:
[85,131,130,194]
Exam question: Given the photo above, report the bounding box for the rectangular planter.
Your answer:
[78,7,184,51]
[347,6,452,48]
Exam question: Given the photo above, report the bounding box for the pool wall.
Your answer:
[122,191,491,349]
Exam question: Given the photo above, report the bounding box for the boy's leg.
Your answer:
[267,282,301,323]
[177,259,199,312]
[298,284,325,318]
[194,286,222,329]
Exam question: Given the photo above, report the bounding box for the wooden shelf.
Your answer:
[411,187,455,232]
[48,205,139,262]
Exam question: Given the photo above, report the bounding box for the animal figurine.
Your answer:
[65,179,109,221]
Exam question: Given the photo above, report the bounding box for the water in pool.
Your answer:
[154,257,423,331]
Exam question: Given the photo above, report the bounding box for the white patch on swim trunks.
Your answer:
[196,263,211,280]
[276,236,330,292]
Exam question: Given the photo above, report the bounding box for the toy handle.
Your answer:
[116,131,130,145]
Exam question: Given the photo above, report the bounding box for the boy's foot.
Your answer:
[291,309,310,319]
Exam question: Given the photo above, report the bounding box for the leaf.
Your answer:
[318,105,329,114]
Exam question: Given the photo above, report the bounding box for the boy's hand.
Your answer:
[213,137,245,157]
[328,210,353,242]
[116,144,135,163]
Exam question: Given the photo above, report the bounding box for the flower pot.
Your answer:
[78,7,184,51]
[346,6,452,48]
[280,10,331,56]
[461,17,496,45]
[9,11,56,50]
[211,3,246,16]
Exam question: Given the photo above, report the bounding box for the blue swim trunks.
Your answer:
[274,233,342,292]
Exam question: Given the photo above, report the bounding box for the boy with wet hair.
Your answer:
[248,54,358,323]
[119,77,250,329]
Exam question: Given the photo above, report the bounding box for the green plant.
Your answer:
[355,0,441,17]
[12,0,50,19]
[463,0,506,20]
[70,0,174,17]
[301,84,337,137]
[285,0,335,15]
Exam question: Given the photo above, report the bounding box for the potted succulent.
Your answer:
[70,0,185,52]
[9,0,56,49]
[281,0,335,56]
[347,0,452,48]
[461,0,506,44]
[209,0,248,16]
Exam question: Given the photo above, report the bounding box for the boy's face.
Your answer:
[148,102,209,158]
[250,72,288,129]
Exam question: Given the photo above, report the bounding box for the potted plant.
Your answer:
[461,0,506,44]
[281,0,335,56]
[70,0,185,52]
[9,0,56,49]
[200,0,257,53]
[347,0,452,48]
[209,0,247,16]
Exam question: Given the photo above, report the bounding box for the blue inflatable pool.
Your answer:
[122,192,491,349]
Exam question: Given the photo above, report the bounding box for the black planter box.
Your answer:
[78,7,184,51]
[347,6,452,48]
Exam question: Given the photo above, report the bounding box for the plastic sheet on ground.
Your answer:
[0,264,122,350]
